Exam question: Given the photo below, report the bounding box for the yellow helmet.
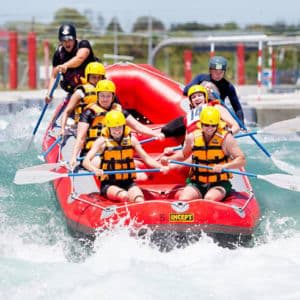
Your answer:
[199,106,220,125]
[96,79,116,93]
[85,62,106,80]
[105,110,126,128]
[187,85,208,102]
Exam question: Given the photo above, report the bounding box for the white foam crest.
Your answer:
[271,145,300,175]
[1,222,300,300]
[0,106,55,148]
[0,209,72,263]
[0,119,8,130]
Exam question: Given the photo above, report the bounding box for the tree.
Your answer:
[223,22,239,31]
[106,17,123,33]
[132,16,165,32]
[50,7,92,32]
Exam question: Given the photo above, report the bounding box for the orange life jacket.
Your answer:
[84,102,122,151]
[74,83,97,123]
[100,126,136,181]
[190,127,232,183]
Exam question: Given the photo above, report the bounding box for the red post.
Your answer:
[237,43,245,85]
[28,32,37,89]
[9,31,18,89]
[184,50,192,84]
[43,39,50,88]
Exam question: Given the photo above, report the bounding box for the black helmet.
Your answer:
[209,56,227,71]
[58,24,76,41]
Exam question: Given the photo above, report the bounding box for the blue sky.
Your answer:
[1,0,300,32]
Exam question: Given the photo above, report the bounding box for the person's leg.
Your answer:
[105,185,129,202]
[177,184,202,201]
[204,181,232,202]
[204,186,226,202]
[128,185,144,203]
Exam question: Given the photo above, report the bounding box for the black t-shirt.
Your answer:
[52,40,97,93]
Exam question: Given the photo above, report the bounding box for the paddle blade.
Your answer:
[272,157,300,176]
[262,117,300,135]
[258,174,300,192]
[19,163,65,172]
[14,170,67,185]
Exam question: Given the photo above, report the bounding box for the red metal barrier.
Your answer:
[28,32,37,89]
[43,39,50,88]
[237,43,245,85]
[9,31,18,89]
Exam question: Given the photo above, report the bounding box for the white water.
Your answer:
[0,225,300,300]
[1,106,300,300]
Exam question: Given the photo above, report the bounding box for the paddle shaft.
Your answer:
[169,160,258,178]
[77,136,159,161]
[32,73,61,136]
[212,91,271,157]
[169,131,258,152]
[139,137,157,144]
[67,168,161,177]
[40,136,63,159]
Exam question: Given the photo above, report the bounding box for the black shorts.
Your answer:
[186,178,232,198]
[100,179,136,197]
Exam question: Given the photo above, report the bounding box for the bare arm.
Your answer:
[82,137,105,174]
[216,104,240,134]
[220,134,246,170]
[126,115,160,138]
[161,133,194,165]
[131,136,163,169]
[60,90,82,135]
[69,122,89,168]
[58,48,91,74]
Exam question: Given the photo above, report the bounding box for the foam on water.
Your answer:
[1,107,300,300]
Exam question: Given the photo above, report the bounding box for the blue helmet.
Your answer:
[209,56,227,71]
[58,24,76,41]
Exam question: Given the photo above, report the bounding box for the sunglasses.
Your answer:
[202,123,217,128]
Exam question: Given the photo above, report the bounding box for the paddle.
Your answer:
[139,136,157,144]
[75,136,160,161]
[211,91,297,174]
[211,91,272,154]
[169,160,300,192]
[19,134,160,172]
[163,131,258,153]
[38,136,63,162]
[27,73,61,149]
[260,116,300,135]
[14,168,161,185]
[19,162,67,172]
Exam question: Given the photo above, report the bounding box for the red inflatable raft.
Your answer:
[42,63,260,250]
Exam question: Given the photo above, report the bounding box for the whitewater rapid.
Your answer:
[0,106,300,300]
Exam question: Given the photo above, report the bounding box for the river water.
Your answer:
[0,106,300,300]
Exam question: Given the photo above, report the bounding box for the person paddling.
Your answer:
[70,79,161,169]
[83,111,166,203]
[60,61,106,136]
[161,106,246,202]
[45,24,99,128]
